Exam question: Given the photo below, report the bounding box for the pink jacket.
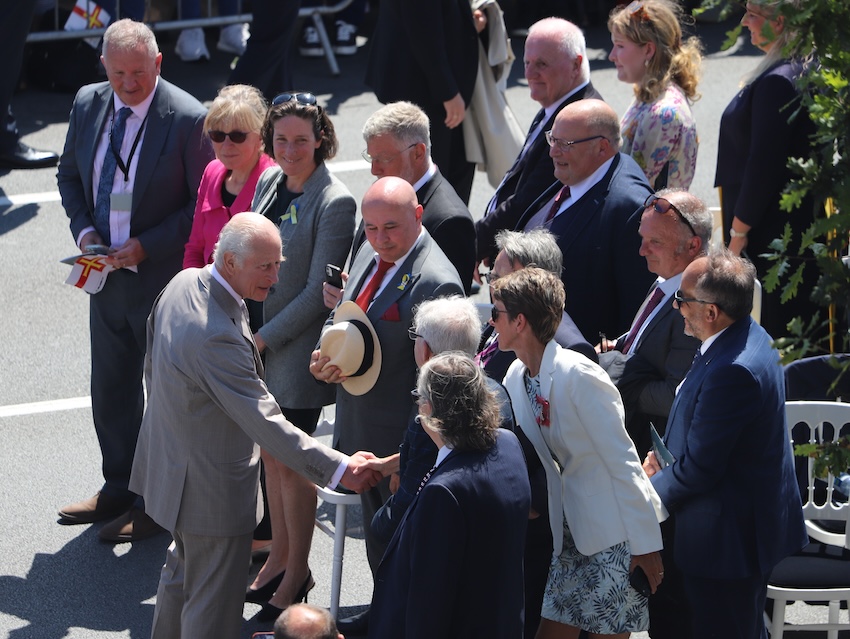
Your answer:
[183,154,277,268]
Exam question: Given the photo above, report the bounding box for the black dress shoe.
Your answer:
[0,142,59,170]
[337,606,370,635]
[245,570,285,603]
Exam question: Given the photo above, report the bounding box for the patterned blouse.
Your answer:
[620,83,698,190]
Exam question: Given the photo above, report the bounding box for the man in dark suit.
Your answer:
[370,353,530,639]
[475,17,603,267]
[56,19,214,542]
[516,99,655,344]
[365,0,478,204]
[311,176,464,633]
[356,101,476,294]
[596,190,710,639]
[644,252,807,639]
[598,189,711,456]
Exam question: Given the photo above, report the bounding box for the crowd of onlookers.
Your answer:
[2,0,828,637]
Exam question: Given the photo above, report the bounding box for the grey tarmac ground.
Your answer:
[0,13,842,639]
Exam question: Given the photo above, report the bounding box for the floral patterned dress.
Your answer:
[620,83,698,190]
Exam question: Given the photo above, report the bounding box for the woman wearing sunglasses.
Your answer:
[607,0,702,190]
[245,92,356,621]
[183,84,276,268]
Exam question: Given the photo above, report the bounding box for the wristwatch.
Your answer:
[729,228,748,239]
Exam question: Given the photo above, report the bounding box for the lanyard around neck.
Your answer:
[109,109,149,182]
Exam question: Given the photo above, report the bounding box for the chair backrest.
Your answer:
[786,400,850,548]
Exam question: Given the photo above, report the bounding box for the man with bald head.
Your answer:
[516,98,655,343]
[274,603,343,639]
[311,176,463,632]
[475,16,603,266]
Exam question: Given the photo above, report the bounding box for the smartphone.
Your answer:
[629,566,652,598]
[85,244,111,255]
[325,263,343,288]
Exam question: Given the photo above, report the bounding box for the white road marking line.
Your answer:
[0,396,91,417]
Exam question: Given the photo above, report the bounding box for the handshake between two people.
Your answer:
[338,451,402,494]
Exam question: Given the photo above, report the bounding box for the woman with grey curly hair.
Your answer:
[369,351,532,638]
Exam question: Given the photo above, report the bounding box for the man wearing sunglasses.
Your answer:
[56,19,213,542]
[597,189,711,639]
[643,251,806,639]
[515,99,654,344]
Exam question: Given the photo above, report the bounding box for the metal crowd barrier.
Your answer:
[26,0,355,75]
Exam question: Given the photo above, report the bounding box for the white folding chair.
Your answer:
[766,401,850,638]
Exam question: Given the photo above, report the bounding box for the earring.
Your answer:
[644,59,650,67]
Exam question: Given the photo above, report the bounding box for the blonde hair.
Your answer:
[608,0,703,104]
[204,84,268,138]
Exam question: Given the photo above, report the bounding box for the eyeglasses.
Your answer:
[408,327,422,341]
[272,92,318,107]
[673,290,719,309]
[208,130,249,144]
[644,194,696,237]
[544,131,607,152]
[491,306,509,322]
[361,143,417,165]
[410,388,428,405]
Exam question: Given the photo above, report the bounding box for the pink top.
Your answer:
[183,154,277,268]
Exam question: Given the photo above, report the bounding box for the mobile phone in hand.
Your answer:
[629,566,652,598]
[85,244,110,255]
[325,264,343,288]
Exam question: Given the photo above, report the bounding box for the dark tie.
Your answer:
[476,335,500,367]
[621,287,666,353]
[355,258,394,311]
[486,108,548,214]
[416,463,438,495]
[544,185,571,224]
[94,107,132,244]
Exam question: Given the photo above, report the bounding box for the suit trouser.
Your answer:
[682,570,770,639]
[426,105,475,206]
[151,529,253,639]
[361,476,393,574]
[90,269,149,499]
[0,1,37,151]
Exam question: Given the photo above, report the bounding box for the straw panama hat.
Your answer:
[319,301,382,396]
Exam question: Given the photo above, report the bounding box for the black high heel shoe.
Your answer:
[256,571,315,621]
[245,570,285,604]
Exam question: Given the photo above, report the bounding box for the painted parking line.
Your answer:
[0,396,91,418]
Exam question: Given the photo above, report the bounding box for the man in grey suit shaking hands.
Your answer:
[130,213,381,639]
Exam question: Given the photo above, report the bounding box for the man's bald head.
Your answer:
[361,177,424,263]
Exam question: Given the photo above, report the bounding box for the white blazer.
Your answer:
[504,340,665,557]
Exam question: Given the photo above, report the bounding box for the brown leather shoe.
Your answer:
[58,492,135,524]
[98,507,166,543]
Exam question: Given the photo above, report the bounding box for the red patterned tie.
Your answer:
[621,288,666,353]
[545,185,571,223]
[355,259,394,311]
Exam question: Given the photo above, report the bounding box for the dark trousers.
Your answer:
[428,111,475,206]
[90,269,148,499]
[648,517,692,639]
[228,0,301,100]
[361,477,393,573]
[683,571,770,639]
[0,0,37,152]
[523,514,553,639]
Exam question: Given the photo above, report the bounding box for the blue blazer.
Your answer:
[652,317,807,579]
[370,430,531,639]
[516,153,655,343]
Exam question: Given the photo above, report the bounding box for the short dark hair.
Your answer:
[695,251,757,321]
[261,96,338,164]
[417,352,499,452]
[491,267,565,344]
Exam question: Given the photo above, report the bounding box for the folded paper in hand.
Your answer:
[650,422,675,468]
[61,253,115,294]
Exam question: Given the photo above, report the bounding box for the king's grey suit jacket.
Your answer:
[58,78,211,301]
[329,231,464,458]
[130,267,345,536]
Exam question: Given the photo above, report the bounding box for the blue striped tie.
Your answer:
[94,107,132,244]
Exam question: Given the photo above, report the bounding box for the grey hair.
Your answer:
[413,296,482,357]
[695,250,757,321]
[102,18,159,60]
[528,17,591,83]
[495,229,564,277]
[656,188,713,249]
[417,352,499,452]
[362,101,432,154]
[212,212,279,268]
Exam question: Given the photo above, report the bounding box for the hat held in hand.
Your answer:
[320,301,382,396]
